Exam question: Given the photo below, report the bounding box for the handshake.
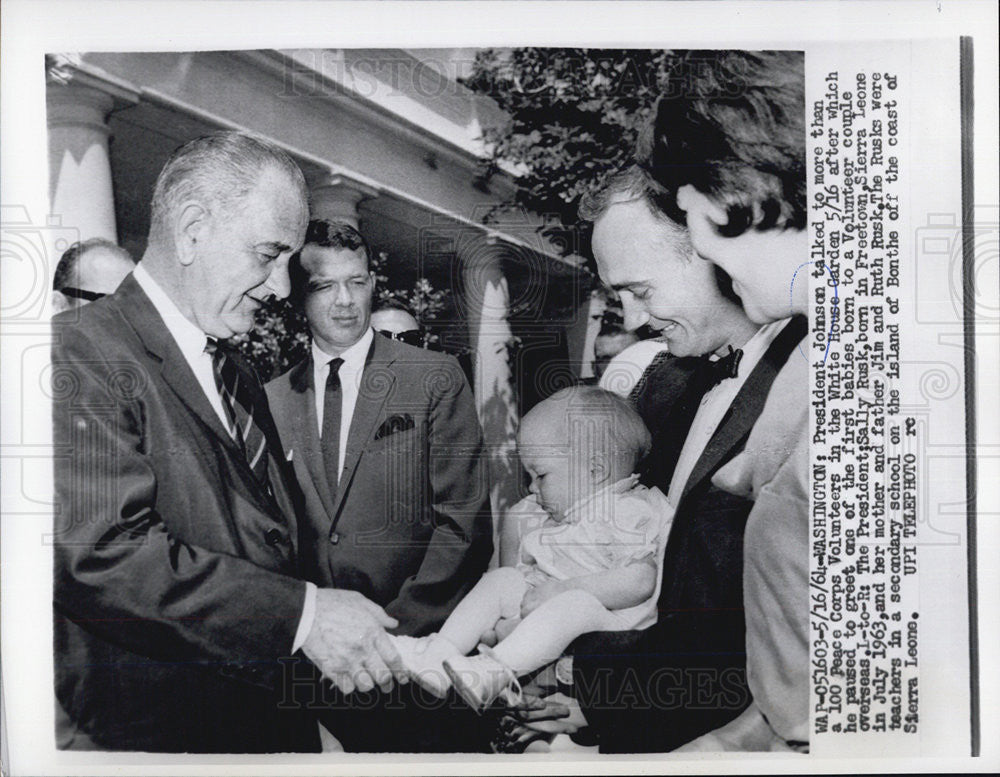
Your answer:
[301,588,408,695]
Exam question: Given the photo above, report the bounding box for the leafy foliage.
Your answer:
[462,48,681,230]
[229,297,310,381]
[369,252,451,349]
[463,49,686,336]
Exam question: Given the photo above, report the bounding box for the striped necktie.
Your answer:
[205,339,269,486]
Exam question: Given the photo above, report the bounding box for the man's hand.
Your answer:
[494,691,585,752]
[519,580,566,618]
[302,588,407,695]
[507,691,581,734]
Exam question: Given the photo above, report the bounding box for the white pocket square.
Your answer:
[285,449,294,462]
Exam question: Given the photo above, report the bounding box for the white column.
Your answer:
[309,173,378,228]
[46,84,117,242]
[567,288,607,380]
[461,235,521,544]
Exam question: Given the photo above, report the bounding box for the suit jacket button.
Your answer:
[265,528,283,546]
[329,532,340,545]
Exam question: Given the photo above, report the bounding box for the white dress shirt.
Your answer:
[666,319,791,507]
[132,264,315,653]
[311,327,375,485]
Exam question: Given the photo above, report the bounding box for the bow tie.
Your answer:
[704,346,743,389]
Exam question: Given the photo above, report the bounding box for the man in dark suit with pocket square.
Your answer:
[266,220,493,750]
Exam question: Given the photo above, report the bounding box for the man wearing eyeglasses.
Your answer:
[266,219,493,751]
[51,237,135,312]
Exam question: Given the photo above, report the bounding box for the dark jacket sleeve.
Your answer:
[570,498,752,753]
[572,604,750,753]
[572,488,752,753]
[52,324,307,671]
[383,355,493,635]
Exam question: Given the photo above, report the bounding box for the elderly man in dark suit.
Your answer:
[52,132,406,753]
[501,164,804,753]
[265,219,493,750]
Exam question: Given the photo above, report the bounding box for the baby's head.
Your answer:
[517,385,652,521]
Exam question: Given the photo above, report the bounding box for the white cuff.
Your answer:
[555,655,574,686]
[292,581,318,653]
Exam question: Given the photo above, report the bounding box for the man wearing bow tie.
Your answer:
[502,165,804,753]
[266,220,493,750]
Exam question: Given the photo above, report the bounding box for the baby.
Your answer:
[393,385,674,711]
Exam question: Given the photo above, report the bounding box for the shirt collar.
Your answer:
[562,473,641,524]
[732,319,790,379]
[706,318,790,380]
[311,326,374,376]
[132,262,211,365]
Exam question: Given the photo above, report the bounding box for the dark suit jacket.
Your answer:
[51,274,319,753]
[573,317,807,753]
[265,333,493,637]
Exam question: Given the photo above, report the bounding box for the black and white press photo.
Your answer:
[1,1,996,774]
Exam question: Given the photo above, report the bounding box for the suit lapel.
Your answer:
[287,355,341,522]
[117,275,285,517]
[679,315,807,504]
[116,276,237,451]
[328,335,396,523]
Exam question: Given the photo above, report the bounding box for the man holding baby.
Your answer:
[55,46,809,752]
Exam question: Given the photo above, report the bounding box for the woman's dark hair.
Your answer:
[638,50,806,236]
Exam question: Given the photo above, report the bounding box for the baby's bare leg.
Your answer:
[491,589,620,675]
[439,567,529,654]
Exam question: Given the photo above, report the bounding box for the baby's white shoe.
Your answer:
[443,645,521,713]
[391,634,461,698]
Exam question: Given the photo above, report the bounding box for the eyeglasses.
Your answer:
[59,287,106,302]
[377,329,424,347]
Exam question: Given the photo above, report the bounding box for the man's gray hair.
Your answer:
[148,131,307,242]
[578,164,692,258]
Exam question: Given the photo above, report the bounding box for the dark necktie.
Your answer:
[205,339,269,486]
[321,357,345,493]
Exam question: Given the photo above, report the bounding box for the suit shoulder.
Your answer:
[52,297,134,360]
[383,339,463,371]
[265,356,308,399]
[407,348,468,389]
[377,342,471,405]
[52,294,121,333]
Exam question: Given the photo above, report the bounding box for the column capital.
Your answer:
[46,84,115,137]
[309,172,380,227]
[47,82,119,241]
